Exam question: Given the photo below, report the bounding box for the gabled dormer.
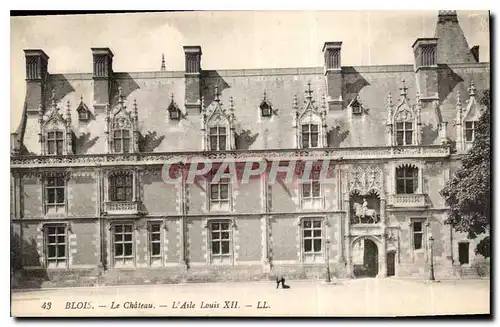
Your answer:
[386,80,422,146]
[39,90,73,155]
[455,81,482,152]
[76,95,91,122]
[293,82,328,149]
[201,86,236,151]
[167,94,182,121]
[105,86,139,154]
[259,91,273,118]
[348,95,364,115]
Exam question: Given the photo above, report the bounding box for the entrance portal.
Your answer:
[352,238,379,278]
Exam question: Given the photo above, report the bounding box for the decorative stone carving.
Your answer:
[39,90,73,155]
[347,165,383,195]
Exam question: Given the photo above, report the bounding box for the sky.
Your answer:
[10,10,490,132]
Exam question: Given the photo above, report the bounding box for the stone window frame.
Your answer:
[299,216,326,263]
[112,128,132,154]
[147,220,165,267]
[39,96,73,156]
[45,130,65,155]
[208,180,231,212]
[205,218,235,265]
[395,164,419,195]
[300,123,320,149]
[110,222,136,268]
[44,223,69,269]
[104,170,138,203]
[43,174,69,216]
[300,179,325,210]
[395,121,414,146]
[464,121,477,143]
[208,126,228,151]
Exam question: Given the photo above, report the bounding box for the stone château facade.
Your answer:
[10,11,490,286]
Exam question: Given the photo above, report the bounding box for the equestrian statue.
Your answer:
[352,198,379,224]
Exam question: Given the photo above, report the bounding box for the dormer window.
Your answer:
[465,121,477,142]
[113,128,130,154]
[106,87,139,154]
[301,124,319,148]
[395,122,413,146]
[167,94,181,121]
[260,91,273,117]
[76,95,90,122]
[209,127,227,151]
[349,96,363,115]
[47,131,64,155]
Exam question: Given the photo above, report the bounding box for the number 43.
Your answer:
[41,302,52,310]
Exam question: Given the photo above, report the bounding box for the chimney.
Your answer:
[412,38,439,101]
[471,45,480,62]
[322,42,343,111]
[183,45,202,115]
[24,49,49,114]
[91,48,114,113]
[434,10,476,64]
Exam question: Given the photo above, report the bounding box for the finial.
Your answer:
[161,53,166,71]
[51,89,56,106]
[214,85,220,102]
[263,91,267,101]
[399,79,408,97]
[387,92,393,106]
[305,81,313,99]
[468,80,476,97]
[80,94,84,103]
[171,93,175,103]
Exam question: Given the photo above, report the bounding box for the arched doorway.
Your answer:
[352,238,379,278]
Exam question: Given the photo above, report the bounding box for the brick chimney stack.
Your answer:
[412,38,439,101]
[183,45,202,115]
[322,42,343,111]
[24,49,49,114]
[91,47,114,113]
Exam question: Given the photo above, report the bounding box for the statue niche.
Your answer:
[350,190,380,224]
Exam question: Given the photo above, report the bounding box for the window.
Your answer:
[395,122,413,146]
[45,176,66,214]
[465,121,477,142]
[209,127,227,151]
[148,222,163,266]
[78,109,90,121]
[396,167,418,194]
[209,220,232,264]
[113,129,130,153]
[458,242,470,265]
[301,180,323,209]
[109,172,133,202]
[113,224,134,267]
[45,225,67,268]
[302,218,324,262]
[412,221,424,250]
[46,131,64,155]
[169,108,180,120]
[301,124,319,148]
[210,182,230,211]
[260,103,272,117]
[352,103,362,114]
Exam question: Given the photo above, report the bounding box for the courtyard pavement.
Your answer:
[11,278,490,317]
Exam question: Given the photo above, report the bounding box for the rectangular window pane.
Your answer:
[459,243,470,264]
[210,137,218,151]
[211,222,220,231]
[125,225,132,233]
[396,122,404,130]
[304,239,312,252]
[210,127,218,135]
[303,220,311,229]
[313,221,321,228]
[312,182,320,197]
[465,122,473,129]
[302,125,309,133]
[114,142,122,153]
[47,189,55,204]
[414,233,422,250]
[396,179,406,194]
[221,241,230,254]
[313,239,322,252]
[414,222,422,232]
[406,179,414,194]
[124,243,133,256]
[57,245,65,257]
[220,184,229,199]
[122,139,130,153]
[302,135,309,148]
[210,185,219,200]
[405,122,413,130]
[124,233,132,242]
[56,188,65,203]
[311,134,318,147]
[303,230,312,238]
[115,225,122,233]
[396,132,404,145]
[311,124,318,132]
[405,131,413,145]
[313,229,321,237]
[48,246,56,258]
[211,241,220,254]
[211,231,220,240]
[219,136,226,150]
[152,243,161,256]
[115,244,123,256]
[113,130,122,138]
[151,233,160,241]
[221,231,229,240]
[465,129,473,142]
[48,141,55,154]
[221,222,230,230]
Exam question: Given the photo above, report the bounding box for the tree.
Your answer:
[440,90,491,258]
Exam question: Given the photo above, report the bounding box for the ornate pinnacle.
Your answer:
[293,94,298,108]
[456,89,462,106]
[399,79,408,97]
[468,80,476,97]
[387,92,393,107]
[321,93,327,109]
[38,103,44,121]
[229,96,234,113]
[161,53,166,71]
[51,89,56,107]
[214,85,221,103]
[305,81,313,99]
[133,99,138,118]
[118,86,124,105]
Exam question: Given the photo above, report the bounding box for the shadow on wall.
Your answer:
[74,133,99,154]
[112,74,141,106]
[139,131,165,152]
[327,120,350,147]
[46,75,75,108]
[201,72,230,109]
[11,229,47,289]
[438,64,464,104]
[235,127,259,150]
[421,124,439,145]
[343,67,371,103]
